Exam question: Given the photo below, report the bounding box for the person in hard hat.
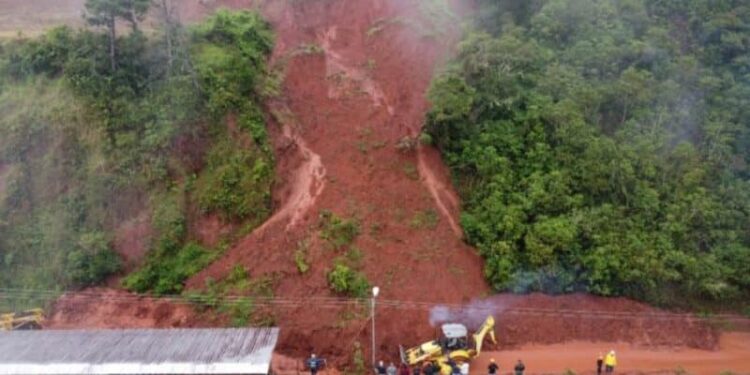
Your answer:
[596,353,604,375]
[604,350,617,373]
[488,358,499,375]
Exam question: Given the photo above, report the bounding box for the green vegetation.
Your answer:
[427,0,750,308]
[294,239,310,274]
[327,263,370,298]
[292,43,325,56]
[195,138,272,221]
[319,210,361,250]
[186,265,277,327]
[327,244,369,298]
[346,341,368,375]
[410,209,439,230]
[0,4,275,298]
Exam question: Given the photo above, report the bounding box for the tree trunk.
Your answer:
[108,16,116,72]
[161,0,174,72]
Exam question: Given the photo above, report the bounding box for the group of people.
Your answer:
[596,350,618,374]
[307,351,614,375]
[369,358,525,375]
[487,358,526,375]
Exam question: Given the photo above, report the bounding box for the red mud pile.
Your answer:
[47,288,197,329]
[432,294,719,351]
[183,0,489,363]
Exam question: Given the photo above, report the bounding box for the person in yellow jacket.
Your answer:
[604,350,617,373]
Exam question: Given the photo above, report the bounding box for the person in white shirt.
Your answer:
[460,362,469,375]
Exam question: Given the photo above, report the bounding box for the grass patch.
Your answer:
[334,305,367,329]
[186,265,278,327]
[294,239,310,274]
[292,42,325,56]
[409,209,439,229]
[403,162,419,180]
[319,210,360,250]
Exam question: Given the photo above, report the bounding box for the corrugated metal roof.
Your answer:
[0,327,279,374]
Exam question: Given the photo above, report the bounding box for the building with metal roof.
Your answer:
[0,327,279,375]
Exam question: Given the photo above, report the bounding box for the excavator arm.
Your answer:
[0,308,43,331]
[471,315,496,356]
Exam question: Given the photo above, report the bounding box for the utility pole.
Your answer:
[371,286,380,367]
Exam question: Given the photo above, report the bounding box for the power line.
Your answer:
[1,288,748,324]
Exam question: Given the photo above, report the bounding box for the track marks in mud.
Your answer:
[260,118,327,233]
[320,26,395,116]
[417,146,463,237]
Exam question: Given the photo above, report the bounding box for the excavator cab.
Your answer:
[440,324,469,351]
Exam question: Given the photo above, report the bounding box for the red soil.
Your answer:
[429,294,719,351]
[47,288,197,329]
[179,0,489,363]
[473,333,750,375]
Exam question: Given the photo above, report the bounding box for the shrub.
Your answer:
[294,240,310,274]
[195,139,273,221]
[319,210,360,250]
[66,232,122,286]
[191,9,273,117]
[327,263,370,298]
[347,341,367,375]
[123,242,216,295]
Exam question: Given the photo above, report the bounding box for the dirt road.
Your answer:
[473,333,750,375]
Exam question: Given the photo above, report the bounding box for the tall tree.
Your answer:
[84,0,150,71]
[155,0,177,72]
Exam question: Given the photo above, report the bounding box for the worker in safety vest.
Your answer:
[604,350,617,373]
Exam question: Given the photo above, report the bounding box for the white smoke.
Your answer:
[428,298,513,328]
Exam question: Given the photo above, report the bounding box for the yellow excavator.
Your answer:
[401,315,496,375]
[0,308,44,330]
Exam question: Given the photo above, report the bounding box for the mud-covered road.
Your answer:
[473,333,750,375]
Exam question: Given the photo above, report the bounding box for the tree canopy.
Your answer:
[427,0,750,308]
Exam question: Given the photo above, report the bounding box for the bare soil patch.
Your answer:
[46,288,198,329]
[0,0,84,37]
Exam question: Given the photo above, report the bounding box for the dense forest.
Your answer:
[427,0,750,308]
[0,0,275,304]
